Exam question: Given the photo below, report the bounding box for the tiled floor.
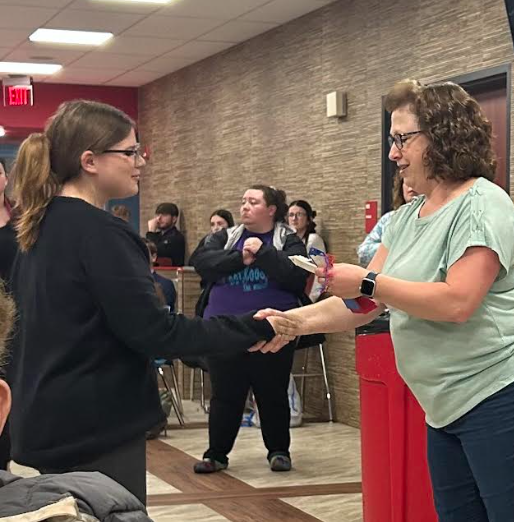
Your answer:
[12,401,363,521]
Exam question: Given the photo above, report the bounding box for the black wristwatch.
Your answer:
[360,271,379,297]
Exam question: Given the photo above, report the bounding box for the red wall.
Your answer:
[0,82,138,141]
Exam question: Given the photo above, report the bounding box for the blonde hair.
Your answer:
[12,100,135,252]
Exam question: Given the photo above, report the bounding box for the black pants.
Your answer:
[204,342,295,464]
[0,418,10,470]
[39,436,147,505]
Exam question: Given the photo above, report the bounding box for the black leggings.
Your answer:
[39,436,147,505]
[204,342,295,463]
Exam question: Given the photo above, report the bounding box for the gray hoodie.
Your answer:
[0,470,153,521]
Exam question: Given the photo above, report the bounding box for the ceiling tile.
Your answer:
[44,8,143,34]
[0,29,30,47]
[70,51,150,70]
[0,48,13,60]
[138,54,195,73]
[105,69,164,87]
[67,0,162,15]
[0,0,70,6]
[165,40,234,60]
[123,15,223,40]
[240,0,326,24]
[99,35,185,56]
[43,66,127,85]
[199,20,278,43]
[0,5,59,30]
[4,44,87,65]
[159,0,270,20]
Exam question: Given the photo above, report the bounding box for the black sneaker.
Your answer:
[269,454,292,472]
[193,458,228,474]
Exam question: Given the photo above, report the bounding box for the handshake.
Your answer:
[250,307,304,354]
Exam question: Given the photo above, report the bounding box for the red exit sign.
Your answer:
[3,85,34,107]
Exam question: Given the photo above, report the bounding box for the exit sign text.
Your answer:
[3,85,34,107]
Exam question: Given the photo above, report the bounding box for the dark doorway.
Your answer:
[381,65,511,213]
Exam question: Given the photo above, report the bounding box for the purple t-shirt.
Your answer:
[204,229,299,319]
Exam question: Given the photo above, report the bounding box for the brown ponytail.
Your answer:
[12,99,135,252]
[12,133,58,252]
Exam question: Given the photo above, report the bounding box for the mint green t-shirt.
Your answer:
[382,177,514,428]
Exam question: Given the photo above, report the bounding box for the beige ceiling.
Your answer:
[0,0,335,87]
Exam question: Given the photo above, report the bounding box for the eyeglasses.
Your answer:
[288,211,307,219]
[388,131,422,150]
[102,144,145,165]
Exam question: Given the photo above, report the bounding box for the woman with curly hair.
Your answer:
[258,79,514,521]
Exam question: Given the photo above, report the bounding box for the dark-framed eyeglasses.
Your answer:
[288,211,307,219]
[388,131,422,150]
[102,144,144,165]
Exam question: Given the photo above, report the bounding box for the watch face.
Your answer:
[361,278,375,296]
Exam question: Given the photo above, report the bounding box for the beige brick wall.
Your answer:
[138,0,514,427]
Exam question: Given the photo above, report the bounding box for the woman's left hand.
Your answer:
[315,263,368,298]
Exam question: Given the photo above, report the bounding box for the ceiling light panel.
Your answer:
[29,28,113,46]
[0,61,62,75]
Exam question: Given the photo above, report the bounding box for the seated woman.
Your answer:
[189,208,234,269]
[191,185,308,474]
[287,199,326,302]
[357,175,418,266]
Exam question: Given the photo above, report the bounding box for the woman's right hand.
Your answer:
[255,308,303,337]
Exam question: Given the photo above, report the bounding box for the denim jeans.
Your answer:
[427,382,514,522]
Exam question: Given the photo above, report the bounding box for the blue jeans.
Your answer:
[427,382,514,522]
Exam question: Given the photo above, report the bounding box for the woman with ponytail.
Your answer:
[7,101,287,504]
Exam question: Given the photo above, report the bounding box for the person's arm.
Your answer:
[83,225,277,359]
[323,246,500,323]
[356,212,392,267]
[190,230,245,282]
[254,297,386,343]
[188,235,207,267]
[374,247,500,322]
[252,233,309,294]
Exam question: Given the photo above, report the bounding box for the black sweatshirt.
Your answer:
[8,197,274,470]
[146,227,185,266]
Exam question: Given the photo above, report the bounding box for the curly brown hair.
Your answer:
[385,79,496,183]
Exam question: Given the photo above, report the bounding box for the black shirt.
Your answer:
[0,221,17,284]
[146,227,185,266]
[9,197,274,469]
